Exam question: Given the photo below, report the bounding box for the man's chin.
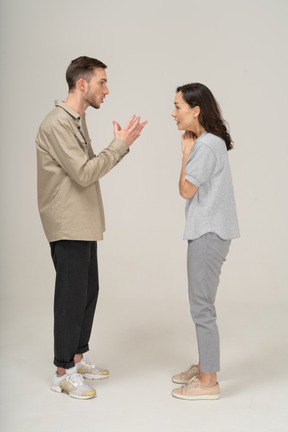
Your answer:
[90,103,100,110]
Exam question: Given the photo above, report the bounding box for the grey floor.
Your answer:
[1,294,287,432]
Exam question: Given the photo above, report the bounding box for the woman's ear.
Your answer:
[193,106,200,118]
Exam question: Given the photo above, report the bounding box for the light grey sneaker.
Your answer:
[75,354,109,380]
[172,364,200,384]
[51,366,96,399]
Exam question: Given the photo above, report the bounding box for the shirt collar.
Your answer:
[55,100,84,122]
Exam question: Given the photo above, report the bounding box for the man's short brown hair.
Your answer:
[66,56,107,91]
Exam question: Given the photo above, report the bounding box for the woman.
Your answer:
[171,83,240,400]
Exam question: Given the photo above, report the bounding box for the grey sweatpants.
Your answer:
[187,233,231,373]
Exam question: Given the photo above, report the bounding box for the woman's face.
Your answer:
[171,91,199,132]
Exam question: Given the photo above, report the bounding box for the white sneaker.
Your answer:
[51,366,96,399]
[76,354,109,380]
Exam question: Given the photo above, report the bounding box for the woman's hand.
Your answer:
[181,131,197,156]
[179,131,199,199]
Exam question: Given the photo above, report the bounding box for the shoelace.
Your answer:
[181,364,198,374]
[185,376,200,389]
[81,357,96,369]
[67,373,84,387]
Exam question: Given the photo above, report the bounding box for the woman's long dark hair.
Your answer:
[177,83,233,151]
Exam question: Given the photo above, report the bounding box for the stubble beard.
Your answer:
[88,98,100,110]
[85,91,100,110]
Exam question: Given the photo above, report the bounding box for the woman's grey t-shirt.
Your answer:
[184,132,240,240]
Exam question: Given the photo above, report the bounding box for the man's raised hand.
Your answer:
[113,115,148,147]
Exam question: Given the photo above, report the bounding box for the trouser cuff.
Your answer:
[53,358,75,369]
[76,344,89,355]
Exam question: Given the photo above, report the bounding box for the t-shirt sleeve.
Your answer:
[185,144,216,187]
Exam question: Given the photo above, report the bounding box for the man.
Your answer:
[36,56,147,400]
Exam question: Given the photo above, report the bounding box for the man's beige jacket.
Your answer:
[36,101,129,242]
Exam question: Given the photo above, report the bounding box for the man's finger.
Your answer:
[138,121,148,132]
[113,120,121,133]
[124,114,137,130]
[128,116,141,132]
[128,119,147,138]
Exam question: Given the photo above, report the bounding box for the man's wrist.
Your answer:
[111,137,130,155]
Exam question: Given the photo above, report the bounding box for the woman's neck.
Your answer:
[195,126,206,138]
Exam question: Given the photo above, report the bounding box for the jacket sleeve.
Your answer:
[40,119,129,187]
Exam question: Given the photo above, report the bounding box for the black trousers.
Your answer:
[50,240,99,369]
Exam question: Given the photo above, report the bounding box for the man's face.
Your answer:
[84,67,109,109]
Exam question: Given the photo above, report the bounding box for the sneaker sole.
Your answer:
[172,391,220,401]
[82,373,109,380]
[51,385,96,399]
[172,373,200,384]
[172,378,192,384]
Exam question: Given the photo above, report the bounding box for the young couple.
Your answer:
[36,56,239,401]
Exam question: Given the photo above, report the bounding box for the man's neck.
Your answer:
[65,92,88,117]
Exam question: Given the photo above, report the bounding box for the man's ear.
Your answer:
[77,78,86,91]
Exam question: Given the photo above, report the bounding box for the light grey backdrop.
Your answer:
[1,0,288,431]
[1,0,287,305]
